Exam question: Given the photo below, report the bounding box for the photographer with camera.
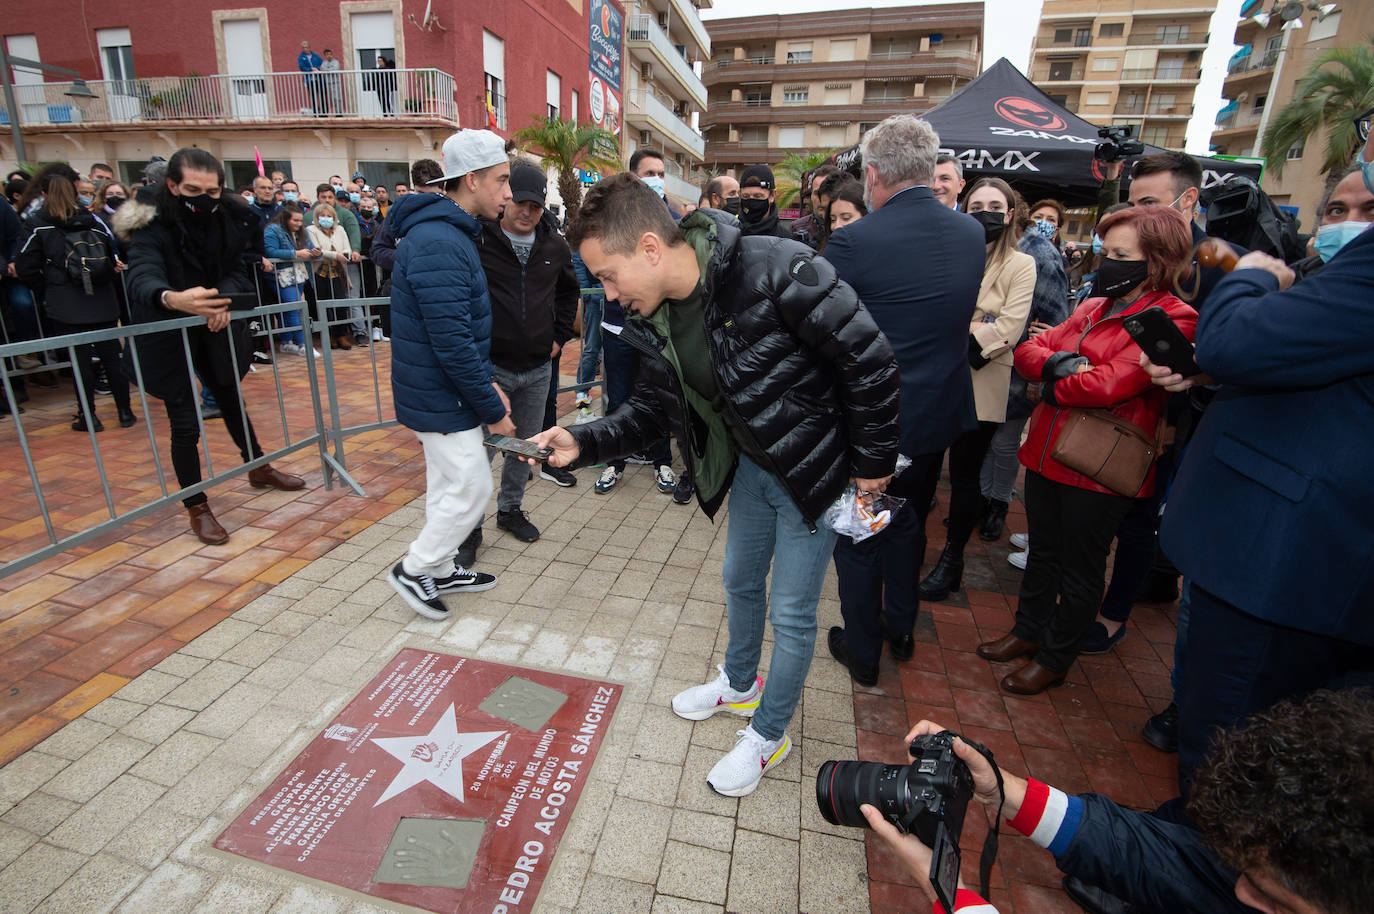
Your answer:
[851,689,1374,914]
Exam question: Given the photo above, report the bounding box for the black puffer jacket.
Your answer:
[570,209,899,524]
[13,207,121,325]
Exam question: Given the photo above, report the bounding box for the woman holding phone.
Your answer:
[976,205,1198,694]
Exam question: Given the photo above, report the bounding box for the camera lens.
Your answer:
[815,760,912,829]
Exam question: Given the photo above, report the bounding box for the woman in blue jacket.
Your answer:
[263,205,320,356]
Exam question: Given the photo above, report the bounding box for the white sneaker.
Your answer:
[707,725,790,797]
[573,406,597,425]
[1010,532,1029,550]
[655,465,676,494]
[593,465,621,494]
[279,341,303,356]
[671,664,761,721]
[1009,549,1028,570]
[371,327,389,342]
[574,396,591,410]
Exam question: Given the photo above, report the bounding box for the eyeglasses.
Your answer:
[1356,107,1374,144]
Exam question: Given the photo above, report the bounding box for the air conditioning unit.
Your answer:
[640,129,653,145]
[642,62,654,79]
[658,11,669,29]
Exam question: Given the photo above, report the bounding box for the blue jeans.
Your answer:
[575,293,603,397]
[722,455,838,741]
[278,281,304,346]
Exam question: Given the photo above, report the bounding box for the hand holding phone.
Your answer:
[484,434,554,462]
[1123,306,1200,378]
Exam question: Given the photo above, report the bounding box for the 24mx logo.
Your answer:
[943,147,1043,173]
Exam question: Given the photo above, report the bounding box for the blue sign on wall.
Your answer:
[590,0,622,92]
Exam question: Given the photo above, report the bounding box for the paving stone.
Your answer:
[48,773,164,854]
[102,798,200,869]
[650,896,723,914]
[268,885,350,913]
[114,860,213,914]
[120,704,196,744]
[0,840,87,913]
[43,735,152,804]
[657,839,731,903]
[615,757,683,804]
[539,848,591,909]
[574,873,656,914]
[2,790,79,837]
[152,653,209,679]
[736,769,802,840]
[218,630,289,668]
[0,819,40,868]
[668,808,735,853]
[129,732,220,788]
[184,681,278,739]
[37,851,147,914]
[180,618,257,660]
[113,669,182,705]
[191,875,283,913]
[726,829,799,914]
[0,751,68,807]
[156,756,252,818]
[82,697,144,729]
[34,717,115,762]
[590,795,671,884]
[160,660,251,712]
[799,829,870,914]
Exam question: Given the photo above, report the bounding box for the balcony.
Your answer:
[705,54,977,88]
[1226,50,1279,77]
[1212,108,1264,135]
[626,15,708,109]
[1116,100,1194,118]
[1121,67,1197,83]
[0,68,458,129]
[669,0,712,60]
[703,141,786,164]
[625,88,706,160]
[1037,67,1086,82]
[701,97,926,128]
[1126,31,1209,47]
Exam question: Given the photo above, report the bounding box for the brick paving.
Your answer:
[0,337,1181,913]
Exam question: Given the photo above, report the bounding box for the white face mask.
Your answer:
[642,175,665,198]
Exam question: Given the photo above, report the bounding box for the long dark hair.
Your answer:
[42,175,79,223]
[966,176,1029,265]
[270,203,308,246]
[819,176,867,253]
[15,162,79,216]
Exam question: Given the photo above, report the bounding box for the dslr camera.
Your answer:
[1094,124,1146,162]
[816,730,975,912]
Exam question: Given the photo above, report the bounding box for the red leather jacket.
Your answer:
[1015,290,1198,497]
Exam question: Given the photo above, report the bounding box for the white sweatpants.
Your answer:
[403,427,491,578]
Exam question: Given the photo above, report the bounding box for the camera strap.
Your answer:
[959,736,1005,902]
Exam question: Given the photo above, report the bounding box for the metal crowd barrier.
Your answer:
[0,254,607,579]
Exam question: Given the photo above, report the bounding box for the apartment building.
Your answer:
[1210,0,1373,230]
[0,0,617,193]
[622,0,713,203]
[702,3,983,176]
[1029,0,1219,151]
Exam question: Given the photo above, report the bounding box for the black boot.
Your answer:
[918,543,964,601]
[978,498,1009,542]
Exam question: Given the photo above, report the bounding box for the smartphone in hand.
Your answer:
[484,434,554,461]
[1124,306,1201,378]
[222,292,261,310]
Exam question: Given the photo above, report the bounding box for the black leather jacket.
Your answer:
[569,209,899,524]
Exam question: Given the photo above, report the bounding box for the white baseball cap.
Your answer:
[431,130,508,184]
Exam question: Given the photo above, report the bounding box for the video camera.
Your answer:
[1094,124,1146,163]
[817,730,996,913]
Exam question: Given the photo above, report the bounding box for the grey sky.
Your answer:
[701,0,1244,156]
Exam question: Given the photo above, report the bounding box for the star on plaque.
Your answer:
[371,705,505,807]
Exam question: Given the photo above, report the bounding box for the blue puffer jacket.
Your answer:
[388,193,506,433]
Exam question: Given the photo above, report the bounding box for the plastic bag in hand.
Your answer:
[821,455,912,543]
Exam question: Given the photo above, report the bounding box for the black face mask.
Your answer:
[971,210,1006,244]
[721,196,741,216]
[104,197,126,212]
[181,193,220,217]
[1095,257,1150,299]
[740,197,770,223]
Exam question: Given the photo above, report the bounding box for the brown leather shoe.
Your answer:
[1001,660,1067,695]
[335,334,353,350]
[247,464,306,490]
[188,502,228,545]
[976,633,1041,662]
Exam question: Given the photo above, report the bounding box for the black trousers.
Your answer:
[51,318,130,415]
[1176,585,1374,799]
[944,420,1000,551]
[1011,470,1133,672]
[833,450,943,668]
[1099,496,1158,623]
[164,384,263,507]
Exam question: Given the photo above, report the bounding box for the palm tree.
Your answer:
[512,116,622,225]
[773,150,838,211]
[1260,38,1374,183]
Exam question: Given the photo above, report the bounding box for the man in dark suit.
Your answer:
[1158,221,1374,796]
[822,114,986,684]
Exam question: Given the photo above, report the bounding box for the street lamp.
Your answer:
[0,49,99,165]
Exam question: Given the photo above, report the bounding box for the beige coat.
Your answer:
[970,247,1036,422]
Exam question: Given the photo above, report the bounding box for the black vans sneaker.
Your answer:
[388,562,448,620]
[434,562,499,593]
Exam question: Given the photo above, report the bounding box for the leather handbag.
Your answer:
[1050,408,1159,496]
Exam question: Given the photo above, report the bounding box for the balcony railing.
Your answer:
[627,15,708,108]
[1039,68,1085,82]
[1126,31,1206,46]
[713,56,775,68]
[625,88,705,159]
[0,68,457,128]
[669,0,712,59]
[1227,50,1279,75]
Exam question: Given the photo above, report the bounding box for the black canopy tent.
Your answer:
[823,58,1262,208]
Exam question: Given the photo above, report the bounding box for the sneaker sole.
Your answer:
[436,576,500,594]
[388,571,449,620]
[709,735,791,797]
[539,471,575,487]
[672,690,761,722]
